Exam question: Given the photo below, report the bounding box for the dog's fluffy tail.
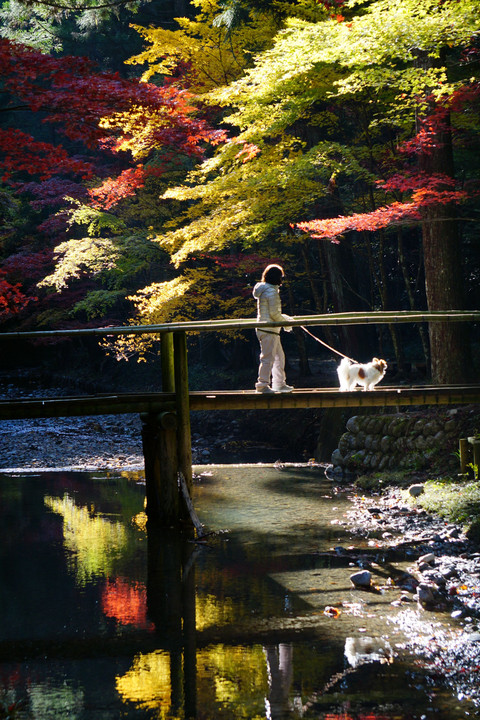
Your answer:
[337,356,352,390]
[337,356,351,380]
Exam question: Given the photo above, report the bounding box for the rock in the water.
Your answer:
[416,582,443,608]
[350,570,372,588]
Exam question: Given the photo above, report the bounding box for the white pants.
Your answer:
[255,330,286,389]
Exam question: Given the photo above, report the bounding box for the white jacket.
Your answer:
[253,282,293,334]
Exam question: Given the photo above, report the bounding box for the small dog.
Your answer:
[337,356,387,391]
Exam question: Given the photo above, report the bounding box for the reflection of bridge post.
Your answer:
[142,331,193,526]
[147,527,197,719]
[182,541,197,719]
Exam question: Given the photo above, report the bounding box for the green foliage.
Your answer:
[0,0,148,61]
[39,237,122,290]
[128,0,327,91]
[355,470,411,490]
[40,231,169,291]
[419,478,480,526]
[0,1,62,52]
[128,264,252,323]
[158,134,376,266]
[0,186,22,242]
[67,201,127,237]
[39,200,170,319]
[72,289,129,319]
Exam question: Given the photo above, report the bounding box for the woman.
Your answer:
[253,264,294,393]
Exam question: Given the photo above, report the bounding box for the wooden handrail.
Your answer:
[0,310,478,340]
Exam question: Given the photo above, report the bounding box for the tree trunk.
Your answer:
[420,124,472,382]
[285,281,311,376]
[414,50,472,383]
[397,229,430,370]
[421,190,471,382]
[318,237,367,360]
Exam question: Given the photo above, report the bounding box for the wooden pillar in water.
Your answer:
[141,409,180,524]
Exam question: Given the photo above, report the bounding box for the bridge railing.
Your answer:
[1,310,478,526]
[0,309,479,339]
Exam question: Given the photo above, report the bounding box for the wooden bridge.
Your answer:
[1,310,479,526]
[1,384,480,419]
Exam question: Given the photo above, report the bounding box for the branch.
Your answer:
[18,0,142,11]
[0,105,31,112]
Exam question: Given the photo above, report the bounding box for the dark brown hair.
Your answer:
[262,264,284,285]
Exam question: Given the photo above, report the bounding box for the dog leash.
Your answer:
[300,325,359,364]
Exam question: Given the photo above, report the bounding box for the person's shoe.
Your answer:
[255,385,275,394]
[273,384,294,393]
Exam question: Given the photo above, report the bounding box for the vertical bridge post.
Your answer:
[142,331,192,526]
[174,331,193,491]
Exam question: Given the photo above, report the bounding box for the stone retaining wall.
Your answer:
[330,408,475,475]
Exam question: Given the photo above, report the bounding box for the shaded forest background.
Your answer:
[0,0,479,395]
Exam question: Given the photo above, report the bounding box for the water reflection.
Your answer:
[0,467,474,719]
[45,494,128,584]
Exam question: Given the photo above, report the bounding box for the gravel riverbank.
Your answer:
[0,380,245,470]
[343,486,480,709]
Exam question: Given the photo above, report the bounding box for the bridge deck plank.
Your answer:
[0,385,479,419]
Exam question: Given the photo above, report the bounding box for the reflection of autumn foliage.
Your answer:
[116,645,268,717]
[102,577,153,630]
[44,494,127,584]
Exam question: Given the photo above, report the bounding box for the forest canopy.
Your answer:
[0,0,479,381]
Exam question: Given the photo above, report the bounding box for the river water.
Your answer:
[0,464,476,719]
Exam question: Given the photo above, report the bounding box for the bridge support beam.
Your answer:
[142,331,193,527]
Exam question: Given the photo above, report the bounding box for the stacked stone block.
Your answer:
[331,411,461,474]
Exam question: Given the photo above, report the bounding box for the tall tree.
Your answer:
[128,0,479,378]
[293,4,479,381]
[0,38,224,328]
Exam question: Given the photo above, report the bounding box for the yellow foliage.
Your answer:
[127,0,322,92]
[128,268,250,324]
[155,137,334,268]
[39,237,120,290]
[116,650,173,715]
[128,275,195,323]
